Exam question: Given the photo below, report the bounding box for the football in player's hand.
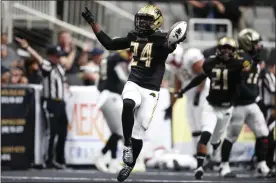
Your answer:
[167,21,187,45]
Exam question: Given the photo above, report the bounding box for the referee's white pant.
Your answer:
[100,90,123,136]
[225,103,269,143]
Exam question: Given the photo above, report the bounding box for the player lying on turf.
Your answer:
[175,37,252,180]
[82,4,187,182]
[219,28,274,178]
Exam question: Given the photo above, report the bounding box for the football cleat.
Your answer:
[95,153,108,172]
[194,166,204,180]
[219,162,236,178]
[256,161,270,177]
[108,159,122,174]
[123,146,133,165]
[117,164,133,182]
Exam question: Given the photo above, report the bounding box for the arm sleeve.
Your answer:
[181,73,207,93]
[114,64,128,83]
[95,31,130,50]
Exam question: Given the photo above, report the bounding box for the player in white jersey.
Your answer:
[166,46,210,154]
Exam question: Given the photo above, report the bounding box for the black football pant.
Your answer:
[43,99,68,164]
[256,100,275,168]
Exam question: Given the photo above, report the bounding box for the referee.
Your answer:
[16,37,68,169]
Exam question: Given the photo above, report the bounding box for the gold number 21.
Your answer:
[211,68,228,90]
[131,42,153,67]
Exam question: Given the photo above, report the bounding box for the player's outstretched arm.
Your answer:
[175,73,207,98]
[82,7,130,50]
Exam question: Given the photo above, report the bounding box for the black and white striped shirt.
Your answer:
[41,59,66,100]
[259,68,275,106]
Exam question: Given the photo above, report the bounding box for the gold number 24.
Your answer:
[131,42,153,67]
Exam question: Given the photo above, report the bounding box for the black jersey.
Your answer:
[234,50,260,105]
[203,55,251,107]
[98,52,129,94]
[95,30,174,91]
[127,30,174,91]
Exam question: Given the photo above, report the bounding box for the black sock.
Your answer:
[122,99,135,146]
[197,152,206,168]
[129,137,143,167]
[267,117,275,169]
[256,136,268,162]
[102,133,117,154]
[196,131,211,168]
[221,139,233,162]
[110,134,121,159]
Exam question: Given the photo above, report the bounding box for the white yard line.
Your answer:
[1,176,274,183]
[62,169,252,178]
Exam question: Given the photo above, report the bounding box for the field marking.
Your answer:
[62,169,253,178]
[1,176,274,183]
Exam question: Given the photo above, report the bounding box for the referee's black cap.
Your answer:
[47,46,68,57]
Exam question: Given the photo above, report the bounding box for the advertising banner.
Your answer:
[65,86,172,164]
[1,86,35,169]
[65,86,111,164]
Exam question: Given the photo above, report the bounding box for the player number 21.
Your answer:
[211,68,228,90]
[131,42,153,67]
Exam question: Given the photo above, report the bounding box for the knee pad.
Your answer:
[199,131,211,145]
[131,123,145,140]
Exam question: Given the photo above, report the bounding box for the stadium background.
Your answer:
[1,0,275,172]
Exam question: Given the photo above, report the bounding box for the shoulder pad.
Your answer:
[127,30,139,40]
[151,31,167,38]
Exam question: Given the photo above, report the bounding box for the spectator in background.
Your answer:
[184,1,211,18]
[79,47,104,86]
[56,31,77,73]
[1,66,11,84]
[24,57,42,84]
[9,66,28,84]
[212,0,243,32]
[1,33,21,69]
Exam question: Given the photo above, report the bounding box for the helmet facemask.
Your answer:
[135,14,155,35]
[217,45,236,61]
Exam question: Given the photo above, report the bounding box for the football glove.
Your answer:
[82,7,95,24]
[174,89,184,99]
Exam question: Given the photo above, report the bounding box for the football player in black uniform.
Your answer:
[82,4,185,182]
[95,50,131,173]
[175,37,251,180]
[219,29,273,178]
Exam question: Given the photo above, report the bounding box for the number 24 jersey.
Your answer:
[202,55,251,107]
[128,30,174,91]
